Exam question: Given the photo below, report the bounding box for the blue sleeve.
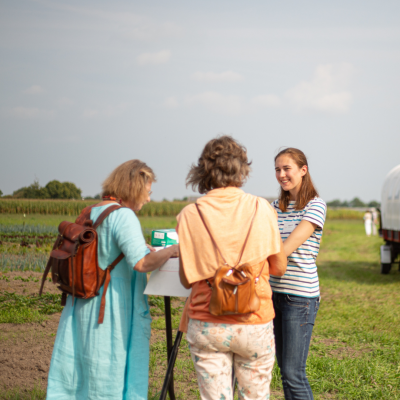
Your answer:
[303,198,326,230]
[112,208,150,269]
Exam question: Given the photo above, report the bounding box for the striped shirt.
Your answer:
[269,197,326,298]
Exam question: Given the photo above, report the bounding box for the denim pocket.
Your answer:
[286,295,309,307]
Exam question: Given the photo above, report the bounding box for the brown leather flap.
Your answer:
[50,249,71,260]
[58,221,96,244]
[222,277,250,286]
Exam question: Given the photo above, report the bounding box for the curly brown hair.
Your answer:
[186,136,251,194]
[102,159,156,204]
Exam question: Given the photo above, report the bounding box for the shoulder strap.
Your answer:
[93,204,126,229]
[195,201,258,269]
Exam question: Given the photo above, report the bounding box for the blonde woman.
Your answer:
[46,160,178,400]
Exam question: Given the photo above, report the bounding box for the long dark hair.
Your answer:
[275,148,318,212]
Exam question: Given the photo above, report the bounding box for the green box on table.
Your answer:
[151,229,179,247]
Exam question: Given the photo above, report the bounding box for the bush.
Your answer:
[12,180,82,200]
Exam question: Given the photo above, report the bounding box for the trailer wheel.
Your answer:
[381,263,392,274]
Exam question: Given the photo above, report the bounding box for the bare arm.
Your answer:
[283,220,317,257]
[134,244,179,273]
[179,256,192,289]
[268,238,287,276]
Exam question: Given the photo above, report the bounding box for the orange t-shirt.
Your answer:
[177,187,285,332]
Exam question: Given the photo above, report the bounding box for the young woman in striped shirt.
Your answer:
[270,147,326,400]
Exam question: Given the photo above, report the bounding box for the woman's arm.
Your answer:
[134,245,179,273]
[179,256,192,289]
[268,238,287,276]
[282,220,317,257]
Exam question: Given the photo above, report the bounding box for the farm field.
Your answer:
[0,215,399,399]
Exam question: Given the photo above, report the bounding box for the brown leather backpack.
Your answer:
[195,202,265,316]
[39,204,125,324]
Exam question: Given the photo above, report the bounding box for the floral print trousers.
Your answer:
[187,319,275,400]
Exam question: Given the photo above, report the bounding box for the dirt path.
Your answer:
[0,314,60,392]
[0,272,60,393]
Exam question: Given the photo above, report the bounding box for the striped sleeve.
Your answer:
[303,199,326,230]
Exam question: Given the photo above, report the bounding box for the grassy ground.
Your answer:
[1,219,399,399]
[305,221,400,399]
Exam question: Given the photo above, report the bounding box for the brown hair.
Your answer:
[102,160,156,204]
[186,135,251,194]
[275,148,318,212]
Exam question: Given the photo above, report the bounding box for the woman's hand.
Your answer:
[146,244,157,252]
[268,238,287,277]
[134,244,180,273]
[283,220,317,257]
[179,255,191,289]
[169,244,180,258]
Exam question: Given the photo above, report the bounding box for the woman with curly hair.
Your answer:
[177,136,287,400]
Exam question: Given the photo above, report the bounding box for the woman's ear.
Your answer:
[300,165,308,177]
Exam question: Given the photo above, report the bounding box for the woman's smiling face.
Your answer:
[275,155,307,199]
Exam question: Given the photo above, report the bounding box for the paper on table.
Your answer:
[144,247,191,297]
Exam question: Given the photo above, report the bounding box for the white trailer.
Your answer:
[380,164,400,273]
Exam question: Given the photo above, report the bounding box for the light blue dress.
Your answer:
[47,204,151,400]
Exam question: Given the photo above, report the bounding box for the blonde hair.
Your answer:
[102,160,156,204]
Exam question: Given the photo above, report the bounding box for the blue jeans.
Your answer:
[272,293,320,400]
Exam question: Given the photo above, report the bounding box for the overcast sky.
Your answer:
[1,0,399,202]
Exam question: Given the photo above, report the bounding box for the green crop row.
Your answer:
[0,253,48,272]
[0,199,189,217]
[326,208,365,220]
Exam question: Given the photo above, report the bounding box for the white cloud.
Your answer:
[164,97,178,108]
[137,50,171,66]
[252,94,282,107]
[192,71,243,83]
[5,107,55,119]
[82,109,99,118]
[186,92,243,115]
[286,63,355,113]
[24,85,44,95]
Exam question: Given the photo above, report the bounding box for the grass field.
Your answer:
[1,218,399,399]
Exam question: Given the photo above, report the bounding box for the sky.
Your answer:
[0,0,399,202]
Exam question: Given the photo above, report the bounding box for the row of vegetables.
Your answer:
[0,199,189,217]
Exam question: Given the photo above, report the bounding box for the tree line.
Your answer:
[0,180,82,200]
[327,197,380,208]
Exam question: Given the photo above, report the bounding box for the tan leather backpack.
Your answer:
[195,202,265,316]
[39,204,125,324]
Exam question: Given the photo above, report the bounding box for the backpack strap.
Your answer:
[39,235,63,296]
[195,201,258,269]
[195,201,263,286]
[92,204,124,229]
[98,252,125,324]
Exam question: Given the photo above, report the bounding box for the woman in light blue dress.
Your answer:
[46,160,179,400]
